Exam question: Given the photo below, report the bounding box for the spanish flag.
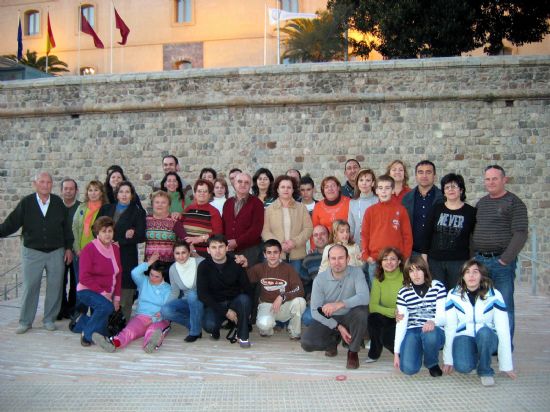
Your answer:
[46,13,56,55]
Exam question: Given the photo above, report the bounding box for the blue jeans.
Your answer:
[160,290,204,336]
[287,258,303,276]
[476,254,516,341]
[302,305,313,327]
[399,327,445,375]
[73,289,114,341]
[452,327,498,377]
[203,294,251,340]
[367,262,377,289]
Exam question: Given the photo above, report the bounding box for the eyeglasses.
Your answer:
[444,183,460,191]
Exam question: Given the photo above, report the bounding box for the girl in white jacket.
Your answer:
[443,259,516,386]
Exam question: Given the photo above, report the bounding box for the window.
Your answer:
[81,4,95,28]
[174,60,192,70]
[25,10,40,36]
[175,0,192,23]
[281,0,299,12]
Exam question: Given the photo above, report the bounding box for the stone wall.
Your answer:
[1,56,549,294]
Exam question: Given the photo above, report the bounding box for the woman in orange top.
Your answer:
[312,176,350,233]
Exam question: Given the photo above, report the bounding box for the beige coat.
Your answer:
[262,198,313,260]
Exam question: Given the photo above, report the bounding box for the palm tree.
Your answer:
[2,50,69,74]
[280,11,346,63]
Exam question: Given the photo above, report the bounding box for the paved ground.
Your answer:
[0,283,549,411]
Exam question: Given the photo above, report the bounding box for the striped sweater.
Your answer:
[179,202,223,257]
[472,191,528,264]
[394,280,447,354]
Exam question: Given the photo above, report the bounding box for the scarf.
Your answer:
[175,258,198,290]
[92,238,120,294]
[83,200,102,237]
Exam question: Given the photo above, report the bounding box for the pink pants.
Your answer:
[115,314,170,349]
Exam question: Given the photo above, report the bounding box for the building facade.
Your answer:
[0,0,327,75]
[1,1,549,76]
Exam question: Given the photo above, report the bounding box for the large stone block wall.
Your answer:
[1,56,549,294]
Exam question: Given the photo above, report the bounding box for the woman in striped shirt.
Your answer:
[394,255,447,377]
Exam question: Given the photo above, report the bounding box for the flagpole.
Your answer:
[78,3,81,75]
[263,2,267,65]
[44,8,49,73]
[276,0,280,64]
[110,0,114,74]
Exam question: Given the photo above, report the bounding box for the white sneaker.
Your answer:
[481,376,495,387]
[364,357,378,364]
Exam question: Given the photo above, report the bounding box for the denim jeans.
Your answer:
[476,254,516,341]
[427,258,465,291]
[287,259,303,276]
[367,262,377,289]
[302,305,314,327]
[160,290,204,336]
[452,327,498,377]
[73,289,114,341]
[203,294,251,340]
[399,327,445,375]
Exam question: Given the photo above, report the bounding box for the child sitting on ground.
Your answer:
[93,253,171,353]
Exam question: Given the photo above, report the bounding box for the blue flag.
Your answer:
[17,17,23,60]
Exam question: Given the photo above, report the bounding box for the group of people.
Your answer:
[0,154,528,386]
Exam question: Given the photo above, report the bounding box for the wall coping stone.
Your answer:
[2,55,550,90]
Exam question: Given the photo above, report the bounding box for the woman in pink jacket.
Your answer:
[70,216,122,347]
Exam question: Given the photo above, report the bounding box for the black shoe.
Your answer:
[429,365,443,377]
[68,311,82,332]
[80,333,93,347]
[210,330,220,340]
[184,333,202,343]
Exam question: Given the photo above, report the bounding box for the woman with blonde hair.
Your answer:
[386,160,411,205]
[73,180,107,281]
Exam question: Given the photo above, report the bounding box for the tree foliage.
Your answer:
[328,0,550,58]
[3,50,69,74]
[281,11,346,62]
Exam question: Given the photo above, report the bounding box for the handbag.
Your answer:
[107,309,127,337]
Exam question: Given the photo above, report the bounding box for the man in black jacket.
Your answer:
[0,172,73,334]
[197,234,253,348]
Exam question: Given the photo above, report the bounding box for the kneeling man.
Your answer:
[301,244,369,369]
[248,239,306,340]
[197,235,253,348]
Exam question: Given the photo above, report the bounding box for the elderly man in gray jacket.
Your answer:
[301,244,369,369]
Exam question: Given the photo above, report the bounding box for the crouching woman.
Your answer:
[393,255,447,377]
[93,253,171,353]
[442,259,516,386]
[72,217,122,347]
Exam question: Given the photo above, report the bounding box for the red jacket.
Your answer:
[361,201,413,261]
[222,196,264,252]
